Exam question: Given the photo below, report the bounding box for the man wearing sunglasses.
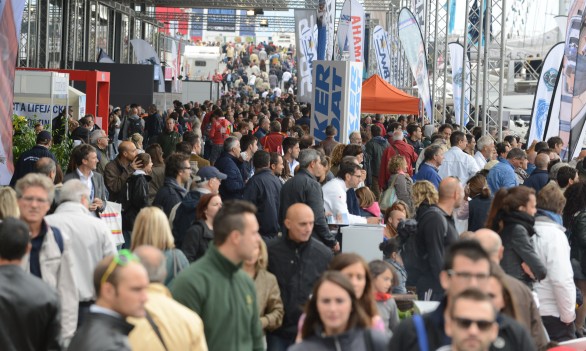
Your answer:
[443,288,499,351]
[390,240,536,351]
[68,250,149,351]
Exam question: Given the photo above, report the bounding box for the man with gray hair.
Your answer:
[90,129,110,175]
[279,149,338,251]
[215,136,245,200]
[45,179,116,326]
[16,173,79,343]
[474,135,495,169]
[129,246,208,351]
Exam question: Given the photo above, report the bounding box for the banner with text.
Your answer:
[448,42,471,126]
[527,42,564,146]
[0,0,26,185]
[398,8,434,123]
[311,60,363,144]
[373,26,392,83]
[336,0,365,62]
[559,1,586,160]
[295,9,318,103]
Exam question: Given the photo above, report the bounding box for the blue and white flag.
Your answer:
[527,42,564,146]
[373,26,392,82]
[448,42,470,126]
[398,8,433,123]
[295,10,318,103]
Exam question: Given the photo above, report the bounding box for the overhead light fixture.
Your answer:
[246,10,254,16]
[260,19,268,27]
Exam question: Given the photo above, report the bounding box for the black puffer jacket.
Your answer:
[267,235,333,341]
[121,173,151,231]
[68,312,133,351]
[181,219,214,262]
[289,327,389,351]
[569,210,586,274]
[497,211,547,288]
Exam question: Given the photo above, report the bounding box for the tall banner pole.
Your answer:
[449,42,471,126]
[398,7,434,123]
[527,42,564,146]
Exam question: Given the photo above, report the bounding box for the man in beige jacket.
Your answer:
[129,246,208,351]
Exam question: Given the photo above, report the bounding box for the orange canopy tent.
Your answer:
[361,74,420,115]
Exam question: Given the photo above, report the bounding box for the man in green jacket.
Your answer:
[171,200,264,351]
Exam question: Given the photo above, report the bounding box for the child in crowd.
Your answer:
[369,260,400,337]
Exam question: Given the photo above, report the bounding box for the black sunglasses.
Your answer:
[452,317,495,331]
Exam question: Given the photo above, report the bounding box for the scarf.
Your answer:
[374,292,392,302]
[499,210,536,236]
[536,209,563,226]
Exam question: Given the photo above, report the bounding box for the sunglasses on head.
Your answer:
[452,317,495,331]
[100,249,139,285]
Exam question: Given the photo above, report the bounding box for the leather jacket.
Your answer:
[68,311,134,351]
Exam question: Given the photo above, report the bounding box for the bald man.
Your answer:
[414,176,463,301]
[266,203,333,349]
[128,246,207,351]
[104,141,142,203]
[474,229,549,350]
[523,153,550,194]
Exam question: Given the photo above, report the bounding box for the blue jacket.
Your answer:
[215,152,245,200]
[487,159,518,194]
[10,145,57,186]
[243,169,282,237]
[522,169,549,194]
[153,177,187,217]
[413,163,441,189]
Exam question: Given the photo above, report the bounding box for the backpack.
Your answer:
[396,206,448,281]
[379,175,398,210]
[127,118,144,136]
[151,114,163,136]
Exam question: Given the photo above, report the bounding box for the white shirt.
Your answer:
[533,219,576,323]
[474,150,488,169]
[288,158,299,176]
[322,178,366,224]
[76,168,95,201]
[282,71,292,82]
[438,147,480,184]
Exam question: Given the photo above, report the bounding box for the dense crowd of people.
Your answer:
[4,54,586,351]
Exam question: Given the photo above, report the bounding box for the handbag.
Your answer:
[380,175,398,211]
[100,202,125,246]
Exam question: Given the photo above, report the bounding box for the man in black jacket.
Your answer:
[243,150,282,238]
[279,148,338,251]
[0,218,61,351]
[390,240,536,351]
[415,176,463,301]
[267,203,333,350]
[10,131,57,187]
[68,251,149,351]
[153,152,191,217]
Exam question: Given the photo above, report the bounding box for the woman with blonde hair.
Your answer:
[130,133,144,153]
[243,240,284,334]
[130,206,188,286]
[411,180,438,219]
[0,187,19,219]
